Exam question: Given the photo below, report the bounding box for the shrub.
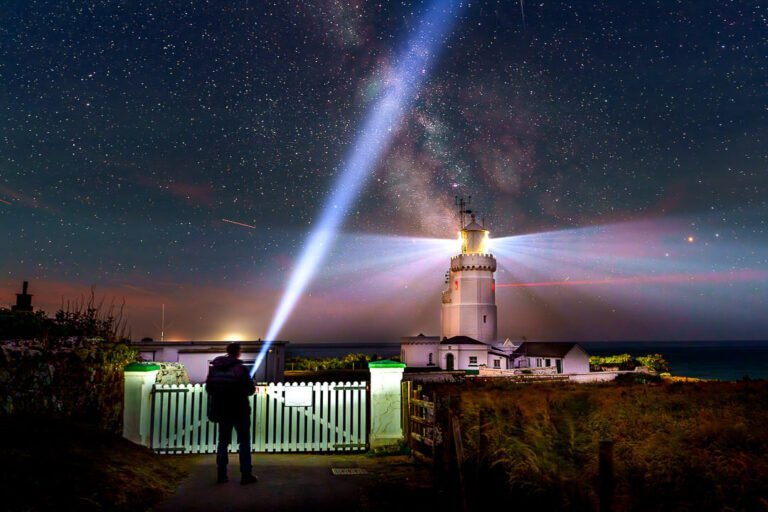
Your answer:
[0,294,138,433]
[591,353,671,374]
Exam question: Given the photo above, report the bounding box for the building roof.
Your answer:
[440,336,487,346]
[400,335,440,345]
[463,221,485,231]
[512,342,582,358]
[132,340,289,349]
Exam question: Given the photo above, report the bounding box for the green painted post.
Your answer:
[368,360,406,449]
[123,362,161,446]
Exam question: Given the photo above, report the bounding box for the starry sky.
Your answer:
[1,1,766,342]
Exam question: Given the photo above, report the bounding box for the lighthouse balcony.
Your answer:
[450,253,497,272]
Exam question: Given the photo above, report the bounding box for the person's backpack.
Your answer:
[205,362,239,423]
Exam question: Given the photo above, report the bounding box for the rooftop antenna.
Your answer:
[454,195,473,229]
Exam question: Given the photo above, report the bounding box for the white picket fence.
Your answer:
[149,381,369,454]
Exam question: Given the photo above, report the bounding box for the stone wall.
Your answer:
[154,361,190,385]
[0,337,137,433]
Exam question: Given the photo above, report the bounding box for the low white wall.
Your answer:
[569,372,618,383]
[403,371,465,383]
[177,353,223,383]
[477,368,621,383]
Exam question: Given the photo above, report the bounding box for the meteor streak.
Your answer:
[0,198,11,206]
[222,218,257,229]
[251,0,464,377]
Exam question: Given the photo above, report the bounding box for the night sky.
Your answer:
[1,1,766,342]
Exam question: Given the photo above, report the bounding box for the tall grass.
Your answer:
[441,380,768,511]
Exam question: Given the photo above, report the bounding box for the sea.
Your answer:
[285,340,768,381]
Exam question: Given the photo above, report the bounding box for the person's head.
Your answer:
[226,342,242,358]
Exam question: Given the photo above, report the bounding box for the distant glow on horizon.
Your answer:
[223,332,245,342]
[251,0,464,376]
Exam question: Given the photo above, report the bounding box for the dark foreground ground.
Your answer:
[152,453,436,512]
[0,416,437,512]
[0,417,190,512]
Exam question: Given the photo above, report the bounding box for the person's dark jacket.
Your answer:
[205,355,255,422]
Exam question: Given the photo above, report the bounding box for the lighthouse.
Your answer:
[440,200,497,343]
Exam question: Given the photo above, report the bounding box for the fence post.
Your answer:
[123,362,161,446]
[368,359,406,449]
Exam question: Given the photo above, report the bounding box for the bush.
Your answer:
[0,295,138,433]
[636,353,671,373]
[590,353,671,374]
[287,353,378,371]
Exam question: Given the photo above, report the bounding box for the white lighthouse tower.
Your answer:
[440,199,497,343]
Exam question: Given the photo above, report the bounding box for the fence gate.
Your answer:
[149,381,369,454]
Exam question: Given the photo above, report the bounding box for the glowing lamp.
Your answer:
[461,218,490,254]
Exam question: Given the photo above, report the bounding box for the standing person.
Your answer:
[205,342,258,485]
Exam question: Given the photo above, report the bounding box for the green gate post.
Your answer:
[368,359,406,449]
[123,362,161,446]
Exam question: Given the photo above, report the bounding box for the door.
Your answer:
[446,353,455,371]
[556,359,563,374]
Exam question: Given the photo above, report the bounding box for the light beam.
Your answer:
[251,0,464,376]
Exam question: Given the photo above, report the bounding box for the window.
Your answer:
[483,315,487,324]
[536,358,542,368]
[469,356,478,366]
[546,359,551,367]
[493,359,501,369]
[428,353,433,365]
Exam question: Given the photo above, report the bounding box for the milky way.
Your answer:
[1,1,766,341]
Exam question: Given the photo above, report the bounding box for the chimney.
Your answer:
[12,280,33,312]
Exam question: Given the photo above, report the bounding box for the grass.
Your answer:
[0,416,189,512]
[433,379,768,511]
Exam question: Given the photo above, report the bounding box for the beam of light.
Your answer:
[251,1,464,377]
[261,234,457,340]
[497,270,768,288]
[488,216,768,339]
[222,218,257,229]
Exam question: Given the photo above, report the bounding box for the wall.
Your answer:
[140,343,286,383]
[488,354,507,369]
[563,346,590,374]
[441,265,498,343]
[438,344,488,370]
[1,337,136,433]
[401,343,438,367]
[569,372,618,383]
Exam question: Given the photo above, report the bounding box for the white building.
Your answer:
[400,205,590,375]
[133,340,287,383]
[511,342,590,374]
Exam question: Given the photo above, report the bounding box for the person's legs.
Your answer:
[216,420,234,482]
[234,414,254,479]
